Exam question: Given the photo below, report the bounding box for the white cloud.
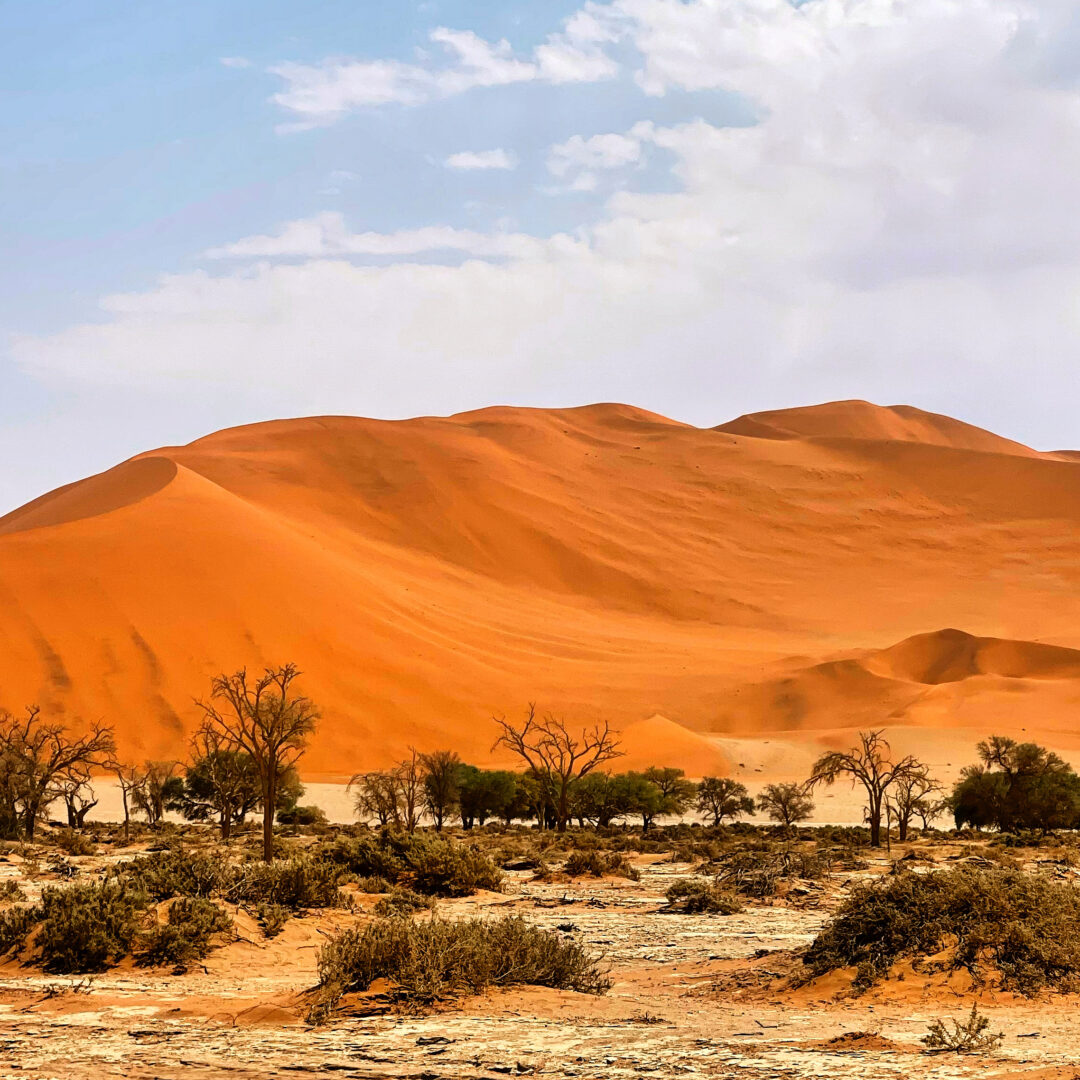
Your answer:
[444,148,518,171]
[268,17,618,126]
[219,56,252,69]
[14,0,1080,443]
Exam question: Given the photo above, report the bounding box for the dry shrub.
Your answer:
[256,901,290,938]
[406,837,503,897]
[805,866,1080,993]
[229,856,345,910]
[664,879,742,914]
[120,849,227,900]
[313,915,610,1015]
[922,1005,1004,1053]
[53,830,96,856]
[0,879,24,903]
[712,845,829,897]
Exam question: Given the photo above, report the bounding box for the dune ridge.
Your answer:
[2,400,1080,774]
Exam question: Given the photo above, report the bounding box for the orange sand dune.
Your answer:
[2,400,1080,775]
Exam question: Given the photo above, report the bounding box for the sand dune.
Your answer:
[2,400,1080,775]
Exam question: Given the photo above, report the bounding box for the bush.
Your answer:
[923,1005,1004,1053]
[256,901,290,938]
[318,835,407,881]
[36,882,145,973]
[277,805,328,827]
[314,915,610,1013]
[230,856,345,910]
[407,838,503,897]
[0,903,39,955]
[120,849,227,900]
[805,866,1080,993]
[664,879,742,914]
[137,897,233,972]
[373,888,436,918]
[0,879,24,903]
[713,846,829,898]
[563,850,640,881]
[54,829,96,856]
[355,875,392,894]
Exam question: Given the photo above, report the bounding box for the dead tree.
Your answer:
[0,707,115,839]
[808,730,929,847]
[196,664,319,861]
[492,704,622,832]
[57,764,99,829]
[889,769,944,841]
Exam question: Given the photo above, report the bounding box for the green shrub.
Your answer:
[407,838,503,897]
[229,856,345,910]
[355,875,392,894]
[805,866,1080,993]
[314,915,610,1013]
[563,850,640,881]
[318,835,407,881]
[256,901,291,938]
[0,879,24,903]
[36,882,145,973]
[120,849,227,900]
[0,903,39,955]
[373,888,436,918]
[277,805,328,827]
[664,879,742,914]
[137,897,233,973]
[54,830,96,856]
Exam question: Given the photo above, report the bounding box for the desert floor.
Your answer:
[2,833,1080,1080]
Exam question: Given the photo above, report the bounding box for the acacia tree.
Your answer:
[112,763,143,842]
[888,769,944,841]
[168,727,261,839]
[350,770,401,828]
[57,765,99,829]
[420,749,461,832]
[757,782,815,832]
[196,664,319,861]
[493,705,623,832]
[0,707,115,839]
[808,730,928,847]
[696,777,756,826]
[132,760,180,825]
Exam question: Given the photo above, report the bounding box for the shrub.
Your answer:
[256,901,290,938]
[712,846,829,898]
[373,888,436,918]
[805,866,1080,993]
[36,882,145,973]
[0,879,24,903]
[922,1005,1004,1053]
[54,830,96,856]
[407,838,503,897]
[137,897,233,972]
[0,903,39,955]
[120,849,227,900]
[563,850,640,880]
[319,835,407,881]
[664,879,742,914]
[314,915,610,1013]
[229,856,345,910]
[277,805,328,827]
[355,875,392,894]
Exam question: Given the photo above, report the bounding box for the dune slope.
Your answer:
[1,400,1079,774]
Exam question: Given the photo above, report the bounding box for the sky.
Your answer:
[3,0,1080,512]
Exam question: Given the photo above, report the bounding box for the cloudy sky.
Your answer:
[3,0,1080,512]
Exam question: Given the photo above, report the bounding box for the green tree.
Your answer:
[696,777,756,826]
[420,750,462,831]
[757,782,814,832]
[458,767,518,829]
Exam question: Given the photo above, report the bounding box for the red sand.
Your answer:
[2,399,1079,775]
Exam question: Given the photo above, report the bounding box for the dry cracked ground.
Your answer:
[2,842,1080,1080]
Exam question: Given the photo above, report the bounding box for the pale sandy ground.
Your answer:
[2,853,1079,1080]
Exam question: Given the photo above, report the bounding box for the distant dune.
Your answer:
[2,399,1080,776]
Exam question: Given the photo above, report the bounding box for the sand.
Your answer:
[2,398,1080,777]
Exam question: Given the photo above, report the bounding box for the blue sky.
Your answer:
[2,0,1079,512]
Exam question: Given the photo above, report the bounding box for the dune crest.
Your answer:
[2,400,1080,774]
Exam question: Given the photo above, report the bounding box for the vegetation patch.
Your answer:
[805,866,1080,993]
[664,879,742,914]
[563,850,640,880]
[137,896,233,973]
[313,915,610,1015]
[373,888,436,918]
